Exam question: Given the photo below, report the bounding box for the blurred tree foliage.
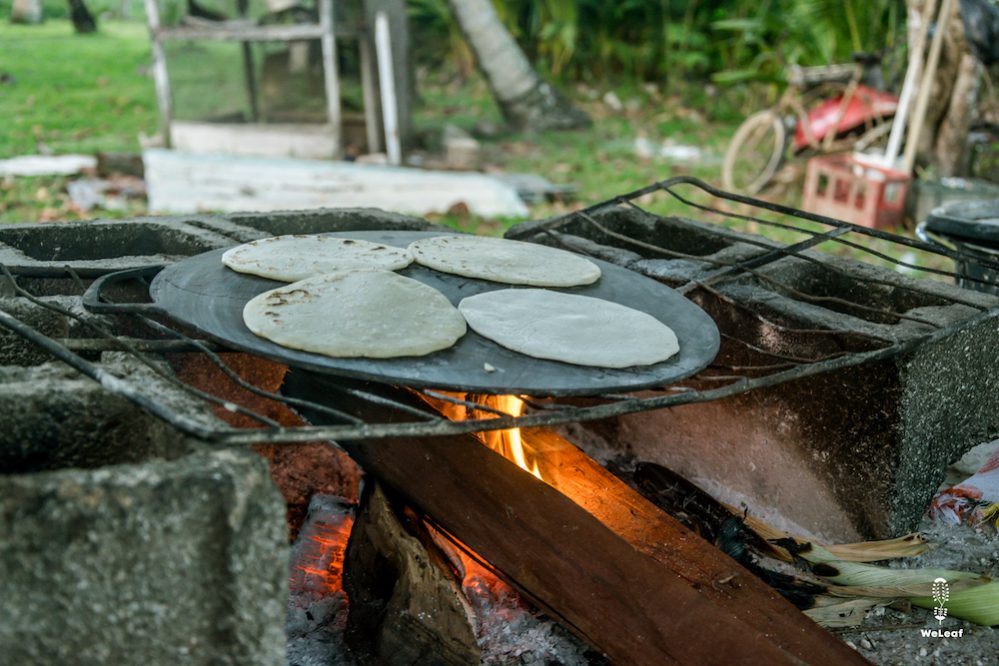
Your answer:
[408,0,906,86]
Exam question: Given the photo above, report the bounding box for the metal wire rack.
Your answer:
[2,176,998,446]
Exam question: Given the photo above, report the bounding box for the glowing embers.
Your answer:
[291,514,353,595]
[288,495,354,599]
[286,495,356,663]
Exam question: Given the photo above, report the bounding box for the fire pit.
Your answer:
[2,181,998,664]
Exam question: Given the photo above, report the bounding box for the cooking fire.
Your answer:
[425,392,543,480]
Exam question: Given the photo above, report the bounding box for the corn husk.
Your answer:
[720,484,996,625]
[911,581,999,626]
[804,597,882,628]
[824,533,929,561]
[783,541,997,624]
[792,543,986,592]
[982,502,999,528]
[824,579,986,598]
[725,502,929,561]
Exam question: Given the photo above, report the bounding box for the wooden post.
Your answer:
[359,33,383,154]
[318,0,342,157]
[903,0,956,172]
[363,0,413,152]
[884,0,938,167]
[236,0,260,122]
[375,11,401,165]
[143,0,173,148]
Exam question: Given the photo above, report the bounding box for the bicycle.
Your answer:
[721,54,899,195]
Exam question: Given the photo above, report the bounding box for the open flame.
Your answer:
[420,392,543,481]
[478,395,542,480]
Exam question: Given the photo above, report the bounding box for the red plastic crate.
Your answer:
[802,154,911,229]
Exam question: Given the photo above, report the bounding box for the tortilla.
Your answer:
[243,270,466,358]
[458,289,679,368]
[407,235,601,287]
[222,234,412,282]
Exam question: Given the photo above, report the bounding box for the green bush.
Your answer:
[407,0,906,87]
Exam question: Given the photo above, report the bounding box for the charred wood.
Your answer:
[620,461,829,610]
[287,494,356,666]
[344,483,480,665]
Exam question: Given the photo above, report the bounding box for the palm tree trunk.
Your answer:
[446,0,589,132]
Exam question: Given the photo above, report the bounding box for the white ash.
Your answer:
[286,593,353,666]
[425,522,605,665]
[461,566,603,666]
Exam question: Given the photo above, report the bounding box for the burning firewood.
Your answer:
[344,484,480,665]
[287,494,354,665]
[285,370,869,664]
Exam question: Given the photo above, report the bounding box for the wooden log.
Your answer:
[287,494,354,665]
[345,484,480,665]
[284,372,868,665]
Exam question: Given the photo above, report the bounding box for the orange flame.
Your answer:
[479,395,542,480]
[419,391,543,481]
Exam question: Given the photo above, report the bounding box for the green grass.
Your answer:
[412,68,738,227]
[0,174,147,222]
[0,21,157,156]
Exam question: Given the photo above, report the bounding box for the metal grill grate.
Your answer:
[2,176,998,445]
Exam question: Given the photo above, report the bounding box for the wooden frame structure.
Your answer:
[143,0,398,159]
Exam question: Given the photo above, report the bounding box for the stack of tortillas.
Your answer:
[225,233,679,366]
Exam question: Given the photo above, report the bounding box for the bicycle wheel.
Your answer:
[722,110,787,195]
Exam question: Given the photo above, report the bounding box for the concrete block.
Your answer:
[221,207,442,238]
[0,206,461,665]
[0,448,288,666]
[0,297,69,366]
[0,217,234,277]
[0,362,203,473]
